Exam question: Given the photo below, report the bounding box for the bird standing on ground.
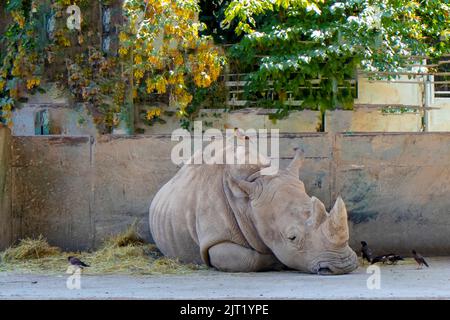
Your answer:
[68,256,90,269]
[361,241,373,264]
[412,250,429,269]
[371,253,404,265]
[371,255,387,264]
[385,254,404,265]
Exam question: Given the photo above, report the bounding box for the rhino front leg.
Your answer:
[208,242,284,272]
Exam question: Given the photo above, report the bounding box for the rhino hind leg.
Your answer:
[208,242,284,272]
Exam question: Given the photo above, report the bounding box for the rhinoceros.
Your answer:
[149,148,358,274]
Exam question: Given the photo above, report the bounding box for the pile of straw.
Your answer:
[0,224,205,275]
[2,235,60,261]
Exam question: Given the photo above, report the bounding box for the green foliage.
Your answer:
[199,0,241,44]
[382,106,419,114]
[223,0,450,116]
[0,0,122,132]
[0,0,44,126]
[0,0,225,132]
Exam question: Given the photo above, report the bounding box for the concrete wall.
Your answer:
[355,76,422,106]
[12,105,98,136]
[426,98,450,132]
[8,133,450,255]
[326,109,422,133]
[11,76,450,135]
[10,135,178,250]
[9,134,329,250]
[142,109,322,134]
[0,127,12,250]
[336,133,450,255]
[11,136,94,249]
[12,84,97,137]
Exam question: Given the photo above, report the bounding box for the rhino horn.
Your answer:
[308,196,329,228]
[287,148,304,177]
[323,196,349,245]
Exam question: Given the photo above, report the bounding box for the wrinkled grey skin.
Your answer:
[149,149,358,274]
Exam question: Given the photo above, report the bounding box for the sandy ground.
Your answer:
[1,257,449,300]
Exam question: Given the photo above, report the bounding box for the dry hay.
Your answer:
[2,235,60,261]
[0,225,206,275]
[103,221,146,248]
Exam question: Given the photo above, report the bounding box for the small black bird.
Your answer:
[68,256,90,268]
[385,254,404,265]
[412,250,429,269]
[361,241,373,264]
[372,253,404,265]
[371,255,387,264]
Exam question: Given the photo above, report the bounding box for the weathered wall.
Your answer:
[355,76,422,106]
[12,83,97,137]
[91,136,179,245]
[426,98,450,132]
[142,109,322,134]
[11,76,450,135]
[0,127,12,250]
[336,133,450,255]
[9,134,330,250]
[326,109,422,133]
[11,136,94,250]
[8,133,450,255]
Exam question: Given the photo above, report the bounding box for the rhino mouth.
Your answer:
[311,251,358,275]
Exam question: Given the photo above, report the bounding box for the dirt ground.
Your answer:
[1,257,450,300]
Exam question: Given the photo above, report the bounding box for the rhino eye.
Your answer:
[288,236,297,241]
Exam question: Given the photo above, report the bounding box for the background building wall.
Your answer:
[12,83,98,137]
[426,98,450,132]
[325,109,422,133]
[12,73,450,135]
[355,76,423,106]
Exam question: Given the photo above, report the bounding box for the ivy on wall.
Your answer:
[0,0,44,128]
[0,0,225,132]
[119,0,225,128]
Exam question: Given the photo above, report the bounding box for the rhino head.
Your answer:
[226,149,358,275]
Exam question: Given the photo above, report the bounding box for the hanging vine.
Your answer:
[119,0,225,127]
[0,0,44,128]
[0,0,225,132]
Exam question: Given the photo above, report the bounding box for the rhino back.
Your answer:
[149,164,248,265]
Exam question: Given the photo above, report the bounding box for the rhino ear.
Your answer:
[225,172,258,198]
[287,148,304,177]
[236,179,257,196]
[307,196,328,228]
